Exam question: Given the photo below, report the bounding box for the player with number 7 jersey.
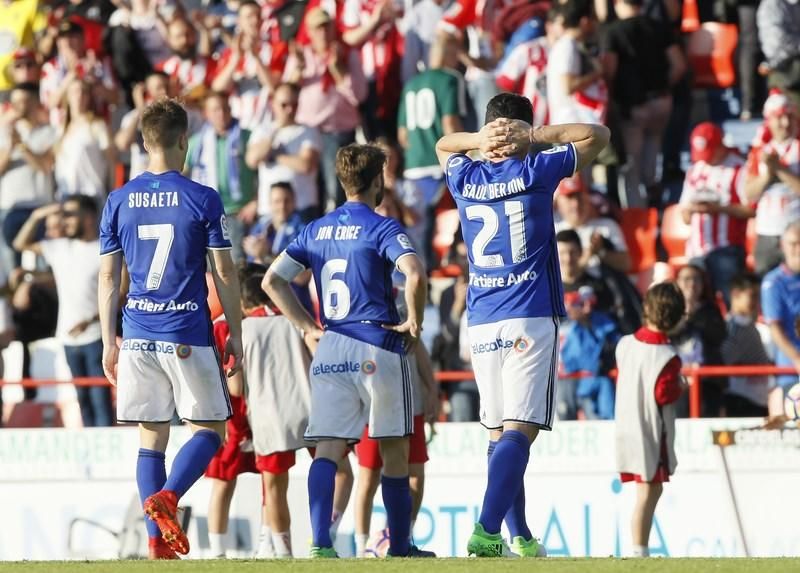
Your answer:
[98,99,244,559]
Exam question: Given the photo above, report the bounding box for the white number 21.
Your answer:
[137,224,174,290]
[465,200,527,268]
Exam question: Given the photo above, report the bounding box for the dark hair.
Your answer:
[141,98,188,150]
[556,229,582,250]
[560,0,594,28]
[335,144,386,196]
[270,181,295,195]
[63,194,98,217]
[677,262,714,304]
[238,262,271,308]
[12,82,39,95]
[274,82,301,97]
[204,90,230,108]
[238,0,261,13]
[484,92,533,125]
[620,0,644,6]
[146,70,170,83]
[730,273,760,293]
[643,282,685,332]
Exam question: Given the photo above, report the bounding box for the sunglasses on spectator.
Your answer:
[276,101,297,109]
[13,61,37,68]
[62,210,80,217]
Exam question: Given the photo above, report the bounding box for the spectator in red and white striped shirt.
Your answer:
[679,122,754,305]
[156,17,214,103]
[211,0,280,130]
[495,9,565,128]
[745,90,800,276]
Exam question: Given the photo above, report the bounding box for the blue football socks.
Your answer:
[487,439,532,540]
[137,448,167,538]
[382,475,412,556]
[163,430,222,498]
[479,430,531,535]
[308,458,338,548]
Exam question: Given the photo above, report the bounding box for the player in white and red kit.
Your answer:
[745,90,800,275]
[679,122,754,304]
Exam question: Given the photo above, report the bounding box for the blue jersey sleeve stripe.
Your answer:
[394,251,416,269]
[207,246,233,251]
[100,247,122,256]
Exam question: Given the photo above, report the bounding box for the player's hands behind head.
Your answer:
[479,118,532,160]
[224,336,244,378]
[102,343,119,386]
[383,319,422,352]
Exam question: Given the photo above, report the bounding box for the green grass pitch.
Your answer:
[0,559,796,573]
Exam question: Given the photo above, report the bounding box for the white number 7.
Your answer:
[137,224,174,290]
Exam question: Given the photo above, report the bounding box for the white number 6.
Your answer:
[320,259,351,320]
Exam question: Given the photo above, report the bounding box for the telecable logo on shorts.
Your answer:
[312,360,377,375]
[472,337,530,355]
[121,340,175,354]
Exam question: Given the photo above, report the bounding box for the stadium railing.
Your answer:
[435,365,797,418]
[0,365,796,420]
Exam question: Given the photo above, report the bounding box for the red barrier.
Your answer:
[1,365,797,419]
[434,365,798,418]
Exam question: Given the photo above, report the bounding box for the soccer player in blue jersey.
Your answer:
[98,99,244,559]
[435,92,610,557]
[263,144,428,558]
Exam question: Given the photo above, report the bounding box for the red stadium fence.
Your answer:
[0,365,795,420]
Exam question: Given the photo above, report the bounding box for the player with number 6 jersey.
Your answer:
[436,92,610,558]
[263,144,429,559]
[98,99,244,560]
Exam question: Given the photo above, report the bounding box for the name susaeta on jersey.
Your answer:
[128,191,180,208]
[461,177,526,200]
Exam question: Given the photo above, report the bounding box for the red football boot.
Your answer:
[148,537,180,560]
[143,490,190,555]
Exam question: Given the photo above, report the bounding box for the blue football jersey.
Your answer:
[444,144,577,326]
[283,202,416,354]
[100,171,232,346]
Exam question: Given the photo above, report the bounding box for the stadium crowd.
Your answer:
[0,0,798,430]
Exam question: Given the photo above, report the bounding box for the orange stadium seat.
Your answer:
[5,401,64,428]
[619,208,658,274]
[686,23,738,89]
[661,204,692,268]
[207,272,223,320]
[432,209,461,266]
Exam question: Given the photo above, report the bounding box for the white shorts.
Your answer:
[305,331,414,442]
[116,339,232,423]
[467,316,559,431]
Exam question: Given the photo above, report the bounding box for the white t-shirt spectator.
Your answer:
[554,216,628,271]
[39,238,101,346]
[55,119,111,200]
[249,122,321,217]
[0,122,57,210]
[546,35,606,124]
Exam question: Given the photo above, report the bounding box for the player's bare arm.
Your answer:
[98,250,123,385]
[208,249,244,377]
[262,255,324,340]
[528,123,611,172]
[435,119,522,170]
[383,254,428,348]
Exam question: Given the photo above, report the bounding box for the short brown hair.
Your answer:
[141,98,188,150]
[335,144,386,196]
[643,281,685,333]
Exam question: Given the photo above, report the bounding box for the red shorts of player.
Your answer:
[256,450,298,475]
[620,441,670,484]
[356,414,429,470]
[205,396,257,481]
